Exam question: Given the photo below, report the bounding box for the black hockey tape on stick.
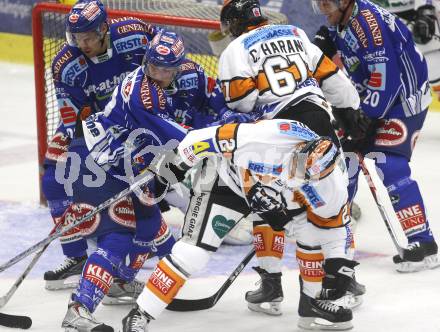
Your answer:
[0,312,32,329]
[358,155,405,258]
[166,247,255,311]
[0,170,155,273]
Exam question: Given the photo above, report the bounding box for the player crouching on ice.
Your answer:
[122,119,359,331]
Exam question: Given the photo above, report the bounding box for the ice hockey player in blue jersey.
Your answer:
[42,0,162,292]
[60,28,189,332]
[312,0,439,272]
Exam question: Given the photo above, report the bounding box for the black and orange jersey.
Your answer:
[177,119,350,229]
[218,24,360,118]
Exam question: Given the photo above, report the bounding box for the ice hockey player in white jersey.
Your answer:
[370,0,440,100]
[217,0,369,316]
[121,119,360,331]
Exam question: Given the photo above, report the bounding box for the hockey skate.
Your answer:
[61,300,113,332]
[44,255,87,290]
[245,267,283,316]
[298,291,353,331]
[102,278,145,305]
[331,278,366,309]
[393,241,440,273]
[122,306,152,332]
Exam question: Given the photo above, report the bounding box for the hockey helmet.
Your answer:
[311,0,354,15]
[144,30,185,68]
[143,30,185,86]
[290,136,340,182]
[220,0,268,37]
[65,0,107,47]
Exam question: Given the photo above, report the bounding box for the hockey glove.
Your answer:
[413,5,437,44]
[332,107,372,141]
[313,25,337,58]
[209,108,256,127]
[149,149,189,186]
[320,258,359,300]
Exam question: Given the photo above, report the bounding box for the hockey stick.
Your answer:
[0,170,155,273]
[0,312,32,329]
[358,155,405,258]
[166,247,256,311]
[0,220,64,308]
[0,245,48,309]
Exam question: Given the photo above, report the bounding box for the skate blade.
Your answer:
[396,254,440,273]
[247,302,282,316]
[298,317,353,331]
[102,296,136,305]
[45,276,80,290]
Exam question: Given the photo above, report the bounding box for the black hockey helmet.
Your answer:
[220,0,268,38]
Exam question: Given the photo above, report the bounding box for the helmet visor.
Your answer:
[146,63,180,85]
[310,0,340,15]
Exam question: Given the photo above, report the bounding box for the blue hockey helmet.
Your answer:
[65,0,107,46]
[311,0,354,15]
[144,30,185,69]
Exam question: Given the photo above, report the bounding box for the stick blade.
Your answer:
[166,297,216,311]
[0,312,32,329]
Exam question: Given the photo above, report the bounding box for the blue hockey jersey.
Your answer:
[83,66,187,178]
[51,17,159,139]
[329,0,432,118]
[166,59,227,129]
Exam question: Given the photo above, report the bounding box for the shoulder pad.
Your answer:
[351,8,385,49]
[110,17,157,36]
[52,44,88,85]
[139,76,168,112]
[179,59,197,72]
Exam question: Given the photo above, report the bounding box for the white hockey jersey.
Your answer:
[218,24,360,118]
[177,119,350,228]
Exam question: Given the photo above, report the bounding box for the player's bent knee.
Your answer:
[170,240,211,275]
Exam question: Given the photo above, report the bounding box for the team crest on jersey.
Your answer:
[109,196,136,228]
[375,119,407,146]
[122,79,133,99]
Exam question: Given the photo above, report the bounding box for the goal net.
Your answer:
[32,0,287,203]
